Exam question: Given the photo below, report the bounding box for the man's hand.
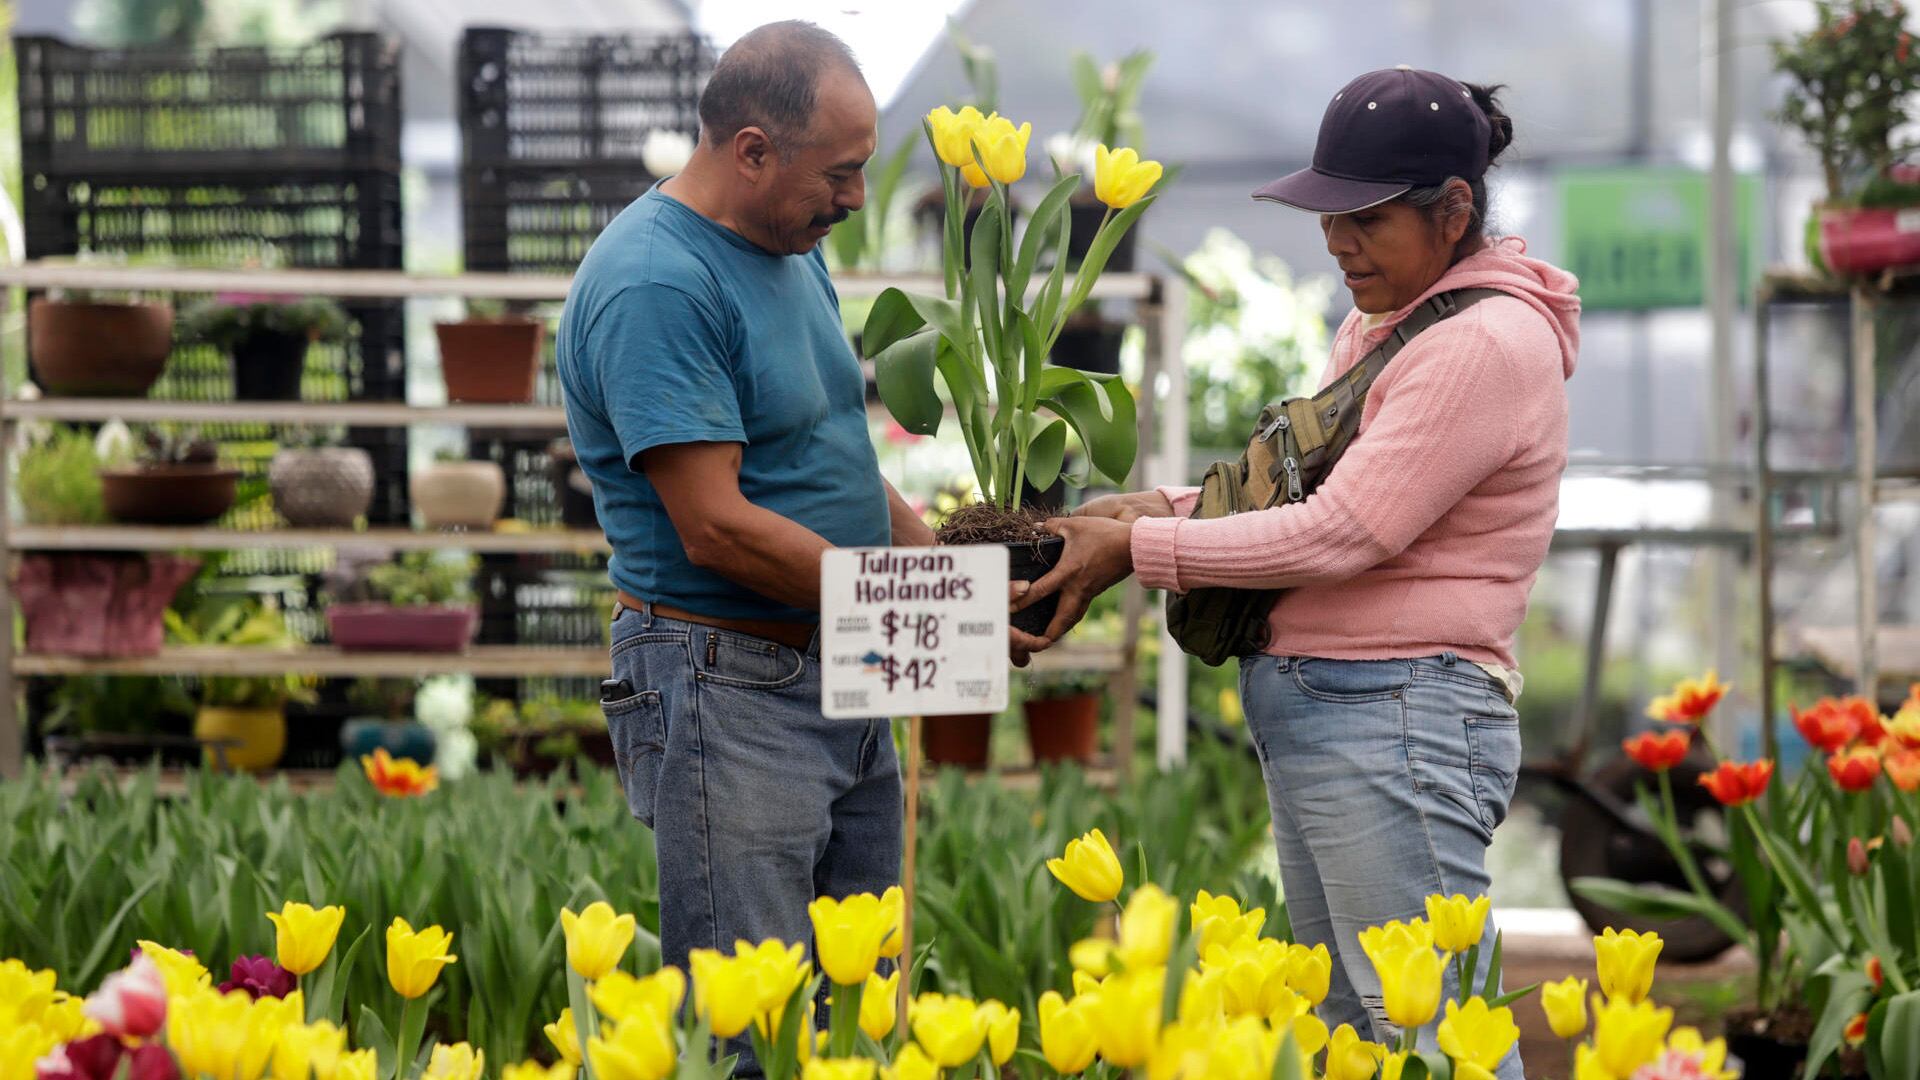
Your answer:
[1016,517,1136,642]
[1076,490,1176,524]
[1008,581,1050,667]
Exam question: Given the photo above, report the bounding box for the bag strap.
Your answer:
[1331,286,1505,407]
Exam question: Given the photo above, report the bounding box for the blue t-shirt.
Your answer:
[556,187,889,622]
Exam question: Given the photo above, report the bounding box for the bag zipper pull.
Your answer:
[1259,413,1290,443]
[1283,457,1304,502]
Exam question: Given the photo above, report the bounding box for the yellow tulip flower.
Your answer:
[1592,995,1673,1078]
[1285,942,1333,1007]
[1048,827,1125,902]
[1069,936,1121,978]
[1283,1008,1331,1057]
[165,987,255,1080]
[543,1007,582,1066]
[270,1021,348,1080]
[1119,884,1179,969]
[590,967,686,1025]
[981,999,1020,1066]
[1357,918,1435,963]
[910,992,991,1067]
[809,893,892,986]
[859,970,898,1041]
[561,901,638,981]
[502,1062,574,1080]
[336,1049,380,1080]
[963,114,1031,187]
[1177,966,1228,1024]
[588,1016,676,1080]
[882,1043,938,1080]
[1574,1043,1615,1080]
[423,1043,485,1080]
[1038,990,1098,1074]
[385,918,457,1000]
[925,105,985,169]
[801,1061,877,1080]
[1082,969,1163,1067]
[1094,145,1163,210]
[137,940,212,997]
[688,949,759,1039]
[1541,976,1589,1039]
[736,939,812,1031]
[265,902,347,977]
[1372,942,1444,1030]
[1436,998,1520,1075]
[1191,890,1266,954]
[878,885,906,959]
[1593,928,1663,1004]
[1425,894,1491,954]
[1325,1023,1390,1080]
[1668,1026,1738,1080]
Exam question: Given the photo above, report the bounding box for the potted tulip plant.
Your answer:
[863,103,1163,637]
[179,294,350,401]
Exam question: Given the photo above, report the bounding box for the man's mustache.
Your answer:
[810,207,851,229]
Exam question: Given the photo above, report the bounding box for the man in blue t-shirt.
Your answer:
[557,21,1043,1067]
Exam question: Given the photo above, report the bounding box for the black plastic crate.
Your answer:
[462,163,657,277]
[16,32,401,178]
[458,27,711,170]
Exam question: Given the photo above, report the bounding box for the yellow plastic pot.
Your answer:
[193,706,288,771]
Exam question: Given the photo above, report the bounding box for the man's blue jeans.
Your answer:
[602,604,901,1076]
[1240,653,1524,1080]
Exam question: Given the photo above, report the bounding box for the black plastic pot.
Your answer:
[1009,536,1066,637]
[1067,199,1137,271]
[233,328,309,401]
[1051,320,1125,375]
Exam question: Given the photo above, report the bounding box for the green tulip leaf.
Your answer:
[1062,193,1156,319]
[1038,367,1137,486]
[1020,416,1068,493]
[1010,173,1082,303]
[874,330,945,436]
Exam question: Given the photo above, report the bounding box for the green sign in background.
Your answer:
[1558,167,1762,310]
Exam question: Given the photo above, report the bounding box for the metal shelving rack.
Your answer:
[0,264,1188,780]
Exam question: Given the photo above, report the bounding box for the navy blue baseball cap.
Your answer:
[1255,66,1492,214]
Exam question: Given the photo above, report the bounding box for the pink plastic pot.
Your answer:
[326,604,477,653]
[15,554,199,657]
[1818,205,1920,274]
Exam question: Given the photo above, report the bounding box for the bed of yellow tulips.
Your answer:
[1,820,1741,1080]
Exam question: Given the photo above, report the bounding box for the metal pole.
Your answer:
[1154,279,1189,771]
[1753,289,1778,761]
[1706,0,1742,749]
[899,714,921,1012]
[1853,286,1879,698]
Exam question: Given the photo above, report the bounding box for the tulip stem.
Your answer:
[568,967,600,1080]
[1656,770,1718,905]
[828,977,865,1058]
[394,998,420,1080]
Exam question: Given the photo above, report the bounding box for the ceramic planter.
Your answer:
[1817,204,1920,275]
[270,447,375,527]
[99,464,241,525]
[1024,692,1101,765]
[193,705,287,771]
[28,298,174,397]
[412,461,506,529]
[328,603,478,652]
[436,317,544,403]
[14,553,198,657]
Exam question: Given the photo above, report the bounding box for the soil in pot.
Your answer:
[1066,196,1138,271]
[194,706,287,772]
[436,317,544,403]
[28,298,174,396]
[1025,692,1101,764]
[232,328,310,401]
[99,464,241,525]
[270,447,375,527]
[937,504,1063,638]
[1722,1005,1813,1080]
[922,712,993,770]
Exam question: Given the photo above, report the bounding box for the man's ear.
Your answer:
[733,126,774,182]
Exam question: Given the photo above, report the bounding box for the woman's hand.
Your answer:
[1016,516,1136,642]
[1075,490,1176,524]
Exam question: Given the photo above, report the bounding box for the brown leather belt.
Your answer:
[616,591,818,650]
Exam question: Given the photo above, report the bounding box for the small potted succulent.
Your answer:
[339,678,438,766]
[98,429,241,525]
[412,450,507,529]
[434,299,544,403]
[326,551,480,653]
[165,595,318,772]
[180,294,350,401]
[1022,668,1107,765]
[29,289,174,397]
[269,430,375,528]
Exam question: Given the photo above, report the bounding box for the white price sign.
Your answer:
[819,546,1009,719]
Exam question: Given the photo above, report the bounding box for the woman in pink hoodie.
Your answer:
[1024,70,1579,1074]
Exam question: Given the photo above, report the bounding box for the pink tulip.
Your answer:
[82,954,167,1037]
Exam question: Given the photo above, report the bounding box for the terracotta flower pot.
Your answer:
[327,603,478,652]
[922,712,993,770]
[28,298,174,396]
[412,461,506,528]
[194,705,287,771]
[270,447,374,527]
[1817,204,1920,274]
[1024,692,1101,764]
[14,553,198,657]
[436,317,544,403]
[99,464,241,525]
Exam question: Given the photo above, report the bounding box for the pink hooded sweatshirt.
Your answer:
[1130,237,1581,670]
